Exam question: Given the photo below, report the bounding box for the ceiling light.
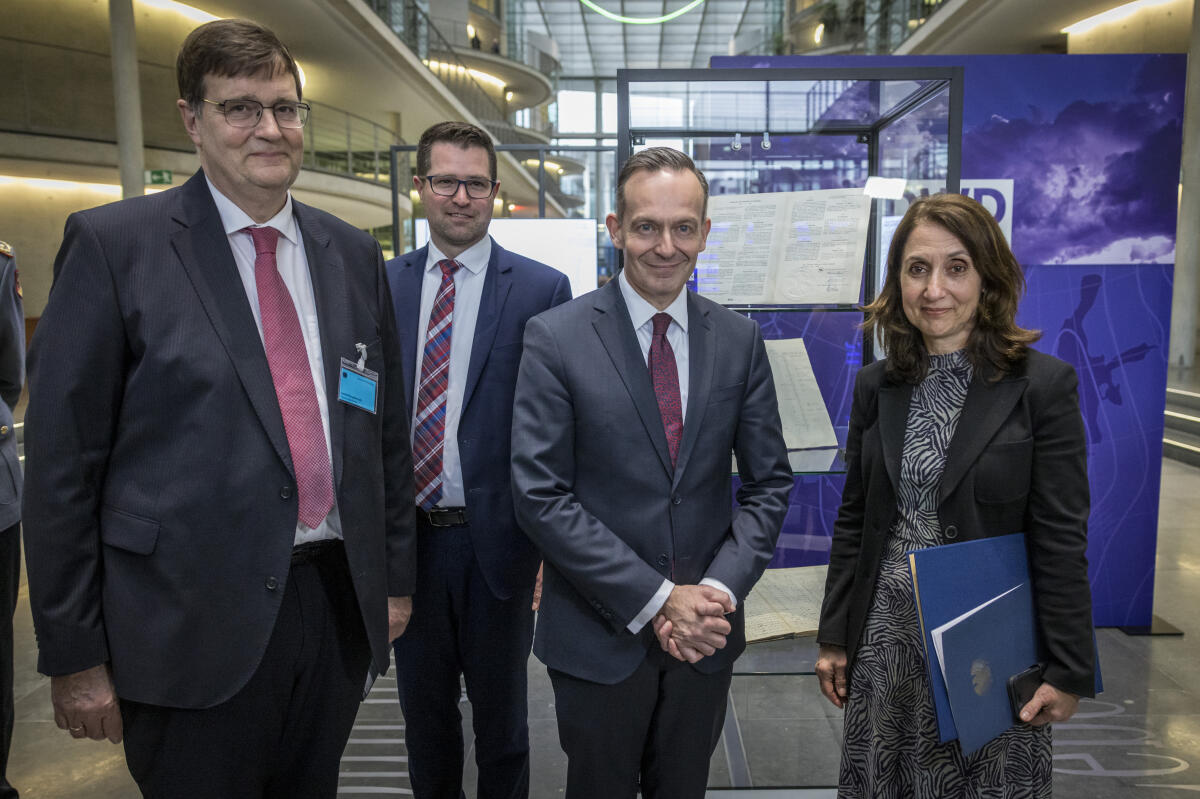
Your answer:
[467,24,476,39]
[1061,0,1175,35]
[136,0,218,23]
[506,90,514,101]
[814,22,824,45]
[576,0,706,25]
[468,68,506,89]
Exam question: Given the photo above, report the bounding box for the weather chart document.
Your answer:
[696,188,871,305]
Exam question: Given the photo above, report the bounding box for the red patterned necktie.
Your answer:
[413,259,460,509]
[247,226,335,529]
[649,312,683,468]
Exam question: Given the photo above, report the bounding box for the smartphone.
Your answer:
[1007,663,1043,722]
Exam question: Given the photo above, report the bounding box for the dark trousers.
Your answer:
[0,523,18,799]
[120,541,370,798]
[393,520,534,799]
[549,648,733,799]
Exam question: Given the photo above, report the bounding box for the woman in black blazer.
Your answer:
[815,193,1094,797]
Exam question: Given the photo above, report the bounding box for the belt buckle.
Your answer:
[426,507,464,527]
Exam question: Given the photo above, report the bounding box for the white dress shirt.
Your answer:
[412,236,491,508]
[207,177,342,545]
[617,272,736,635]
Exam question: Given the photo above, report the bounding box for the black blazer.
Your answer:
[818,349,1095,697]
[386,241,571,599]
[23,171,416,708]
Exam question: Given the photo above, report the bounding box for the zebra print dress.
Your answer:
[838,349,1052,798]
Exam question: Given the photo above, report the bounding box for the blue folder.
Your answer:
[938,582,1039,757]
[907,533,1031,744]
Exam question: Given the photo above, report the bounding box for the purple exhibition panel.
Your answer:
[715,53,1185,626]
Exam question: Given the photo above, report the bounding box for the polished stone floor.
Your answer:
[7,458,1200,796]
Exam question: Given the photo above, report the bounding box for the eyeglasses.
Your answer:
[202,98,311,129]
[422,175,497,199]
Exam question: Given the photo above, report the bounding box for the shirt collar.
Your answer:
[425,236,492,277]
[618,270,689,333]
[206,176,298,247]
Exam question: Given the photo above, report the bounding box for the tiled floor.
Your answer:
[7,458,1200,797]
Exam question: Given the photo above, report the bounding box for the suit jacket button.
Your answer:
[0,426,7,436]
[280,486,293,500]
[671,496,682,505]
[657,554,669,567]
[944,524,959,539]
[265,576,279,590]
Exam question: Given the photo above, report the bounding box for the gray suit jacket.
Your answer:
[0,245,23,531]
[512,280,792,685]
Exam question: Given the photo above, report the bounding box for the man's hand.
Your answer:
[655,584,734,663]
[532,562,543,611]
[1019,682,1080,726]
[51,664,122,743]
[388,595,413,642]
[815,644,849,709]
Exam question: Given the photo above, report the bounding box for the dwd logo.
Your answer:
[959,180,1014,245]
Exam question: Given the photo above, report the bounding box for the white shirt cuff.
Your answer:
[700,577,737,610]
[627,578,674,634]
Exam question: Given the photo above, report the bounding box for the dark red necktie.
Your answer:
[649,312,683,468]
[247,226,335,528]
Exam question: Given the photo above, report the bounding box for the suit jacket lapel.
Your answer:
[672,292,713,486]
[462,239,511,413]
[169,172,292,473]
[878,380,912,494]
[592,281,673,477]
[393,246,426,418]
[939,373,1028,504]
[295,200,351,490]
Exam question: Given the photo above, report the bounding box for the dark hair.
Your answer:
[615,147,709,222]
[864,192,1039,383]
[177,19,301,111]
[416,121,498,181]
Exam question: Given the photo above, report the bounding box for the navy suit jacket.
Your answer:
[23,171,416,709]
[387,240,571,599]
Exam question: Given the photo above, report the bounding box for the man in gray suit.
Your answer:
[0,240,22,799]
[511,147,792,798]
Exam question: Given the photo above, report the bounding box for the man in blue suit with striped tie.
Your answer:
[387,121,571,799]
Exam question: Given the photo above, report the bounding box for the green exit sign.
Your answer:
[144,169,173,185]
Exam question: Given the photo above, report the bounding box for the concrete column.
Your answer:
[109,0,145,200]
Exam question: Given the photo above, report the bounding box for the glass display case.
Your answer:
[617,66,963,569]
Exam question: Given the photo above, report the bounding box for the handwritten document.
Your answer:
[764,338,838,451]
[697,189,871,304]
[744,565,829,643]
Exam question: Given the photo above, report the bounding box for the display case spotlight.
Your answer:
[761,131,772,151]
[731,132,742,151]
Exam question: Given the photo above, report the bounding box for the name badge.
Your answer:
[338,354,378,414]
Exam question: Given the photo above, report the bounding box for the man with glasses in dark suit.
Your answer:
[22,19,415,795]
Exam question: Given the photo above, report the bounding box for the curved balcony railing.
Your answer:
[0,40,404,187]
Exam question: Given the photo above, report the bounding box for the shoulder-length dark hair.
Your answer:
[863,193,1039,383]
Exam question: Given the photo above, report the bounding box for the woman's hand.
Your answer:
[1019,682,1080,725]
[816,644,849,709]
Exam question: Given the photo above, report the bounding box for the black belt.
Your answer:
[291,538,342,565]
[418,506,469,528]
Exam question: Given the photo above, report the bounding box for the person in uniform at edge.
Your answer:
[386,121,571,799]
[0,239,23,799]
[511,147,793,799]
[21,18,416,796]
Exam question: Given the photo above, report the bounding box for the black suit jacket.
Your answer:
[386,240,571,599]
[818,349,1095,697]
[23,171,416,708]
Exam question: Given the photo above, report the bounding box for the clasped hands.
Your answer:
[651,584,734,663]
